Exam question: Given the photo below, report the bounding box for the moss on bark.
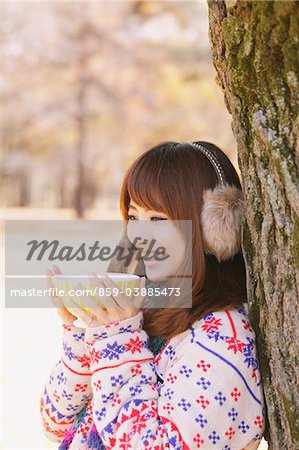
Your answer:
[207,1,299,448]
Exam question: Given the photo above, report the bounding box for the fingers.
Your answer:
[89,274,120,309]
[73,282,104,318]
[45,267,79,325]
[45,268,63,308]
[100,273,135,310]
[67,298,97,324]
[57,308,76,324]
[94,273,146,312]
[52,265,62,275]
[84,298,105,320]
[45,269,53,289]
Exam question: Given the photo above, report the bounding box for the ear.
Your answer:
[200,184,245,263]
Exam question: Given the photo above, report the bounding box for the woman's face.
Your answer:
[126,200,186,281]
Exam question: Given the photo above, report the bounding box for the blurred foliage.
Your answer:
[1,1,236,215]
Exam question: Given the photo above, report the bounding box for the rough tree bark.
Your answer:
[207,1,298,449]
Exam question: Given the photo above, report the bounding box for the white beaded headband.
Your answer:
[188,142,227,185]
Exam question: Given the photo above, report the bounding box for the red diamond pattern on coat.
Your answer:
[112,393,121,407]
[230,387,241,401]
[93,379,102,391]
[75,383,88,393]
[254,416,263,429]
[163,403,174,415]
[196,360,211,372]
[193,433,204,448]
[130,364,142,376]
[225,427,235,440]
[196,395,210,409]
[166,373,177,384]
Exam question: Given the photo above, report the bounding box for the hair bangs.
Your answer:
[123,154,170,217]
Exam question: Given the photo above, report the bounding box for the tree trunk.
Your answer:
[207,1,298,448]
[74,19,90,218]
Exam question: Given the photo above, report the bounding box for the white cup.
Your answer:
[52,272,141,327]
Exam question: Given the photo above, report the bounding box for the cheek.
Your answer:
[126,222,139,244]
[162,227,186,259]
[126,225,133,244]
[173,230,187,262]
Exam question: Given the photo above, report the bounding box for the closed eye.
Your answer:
[127,215,168,221]
[151,217,168,221]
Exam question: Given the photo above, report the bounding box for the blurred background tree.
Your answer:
[1,1,236,218]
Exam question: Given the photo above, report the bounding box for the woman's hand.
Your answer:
[45,265,83,326]
[71,273,147,328]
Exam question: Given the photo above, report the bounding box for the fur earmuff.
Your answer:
[200,183,245,263]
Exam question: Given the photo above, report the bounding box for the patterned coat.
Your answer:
[40,305,265,449]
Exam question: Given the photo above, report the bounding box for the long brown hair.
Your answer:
[119,141,247,339]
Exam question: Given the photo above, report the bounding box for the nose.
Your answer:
[127,220,157,249]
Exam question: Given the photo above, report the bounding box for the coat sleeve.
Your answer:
[40,324,92,442]
[84,312,265,449]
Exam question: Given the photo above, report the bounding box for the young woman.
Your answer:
[41,141,265,449]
